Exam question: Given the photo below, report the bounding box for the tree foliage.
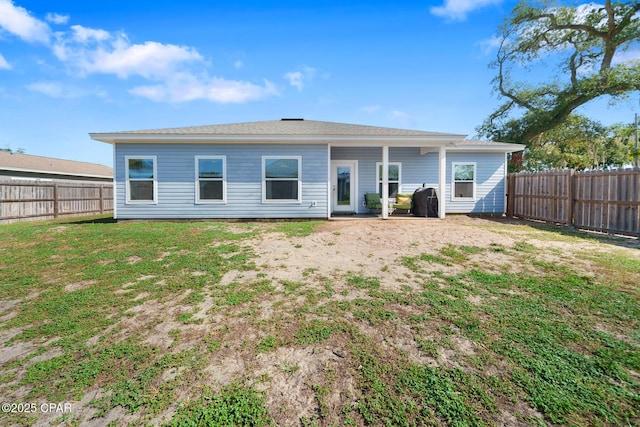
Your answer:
[1,146,25,154]
[523,114,637,170]
[478,0,640,147]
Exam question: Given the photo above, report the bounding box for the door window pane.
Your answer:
[337,166,351,205]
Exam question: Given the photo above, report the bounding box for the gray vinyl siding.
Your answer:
[115,143,328,219]
[446,153,506,214]
[331,147,439,214]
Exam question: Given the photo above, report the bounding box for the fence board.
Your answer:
[507,169,640,238]
[0,180,113,224]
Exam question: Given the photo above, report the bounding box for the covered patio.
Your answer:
[328,138,523,220]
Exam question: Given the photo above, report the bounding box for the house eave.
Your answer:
[89,133,469,147]
[90,133,524,153]
[446,143,525,153]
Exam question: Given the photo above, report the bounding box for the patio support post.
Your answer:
[327,143,332,219]
[382,145,389,219]
[438,145,446,218]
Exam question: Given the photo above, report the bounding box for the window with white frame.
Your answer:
[263,156,301,202]
[376,162,401,198]
[452,162,476,200]
[196,156,226,203]
[126,156,156,203]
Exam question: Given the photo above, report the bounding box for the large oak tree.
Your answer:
[478,0,640,148]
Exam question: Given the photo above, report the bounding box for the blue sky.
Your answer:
[0,0,638,168]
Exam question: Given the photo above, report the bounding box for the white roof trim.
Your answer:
[446,144,525,153]
[90,133,525,153]
[89,133,468,145]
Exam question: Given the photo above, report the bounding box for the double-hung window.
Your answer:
[263,156,301,202]
[376,162,401,198]
[196,156,226,203]
[452,162,476,200]
[126,156,156,203]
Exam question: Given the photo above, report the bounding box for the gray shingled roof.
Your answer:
[0,151,113,178]
[90,119,524,152]
[97,119,466,138]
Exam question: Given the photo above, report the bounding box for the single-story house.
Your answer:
[0,151,113,183]
[89,119,524,220]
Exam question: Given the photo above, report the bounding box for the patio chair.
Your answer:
[364,192,382,211]
[393,193,412,213]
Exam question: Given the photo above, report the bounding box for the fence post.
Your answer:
[506,173,514,217]
[53,183,59,218]
[567,169,575,227]
[99,185,104,214]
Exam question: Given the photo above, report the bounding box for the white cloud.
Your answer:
[69,25,110,44]
[26,81,64,97]
[234,60,244,69]
[476,35,502,55]
[129,74,279,103]
[46,13,69,25]
[0,0,50,43]
[53,25,203,80]
[26,80,109,99]
[284,66,317,91]
[284,71,304,90]
[389,110,412,126]
[431,0,503,22]
[0,1,278,105]
[613,49,640,66]
[0,52,10,69]
[88,41,202,79]
[390,110,410,119]
[361,104,381,114]
[51,25,279,103]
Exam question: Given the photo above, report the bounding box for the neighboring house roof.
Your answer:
[90,119,524,152]
[0,151,113,179]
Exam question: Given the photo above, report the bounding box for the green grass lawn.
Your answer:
[0,215,638,426]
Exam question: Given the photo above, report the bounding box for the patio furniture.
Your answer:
[393,193,413,213]
[364,192,382,211]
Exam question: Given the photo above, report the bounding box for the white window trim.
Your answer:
[375,162,402,198]
[195,156,227,204]
[262,155,302,204]
[451,162,476,201]
[125,155,157,204]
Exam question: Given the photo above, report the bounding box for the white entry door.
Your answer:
[331,160,357,213]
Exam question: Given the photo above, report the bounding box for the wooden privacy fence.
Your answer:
[507,169,640,238]
[0,180,113,223]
